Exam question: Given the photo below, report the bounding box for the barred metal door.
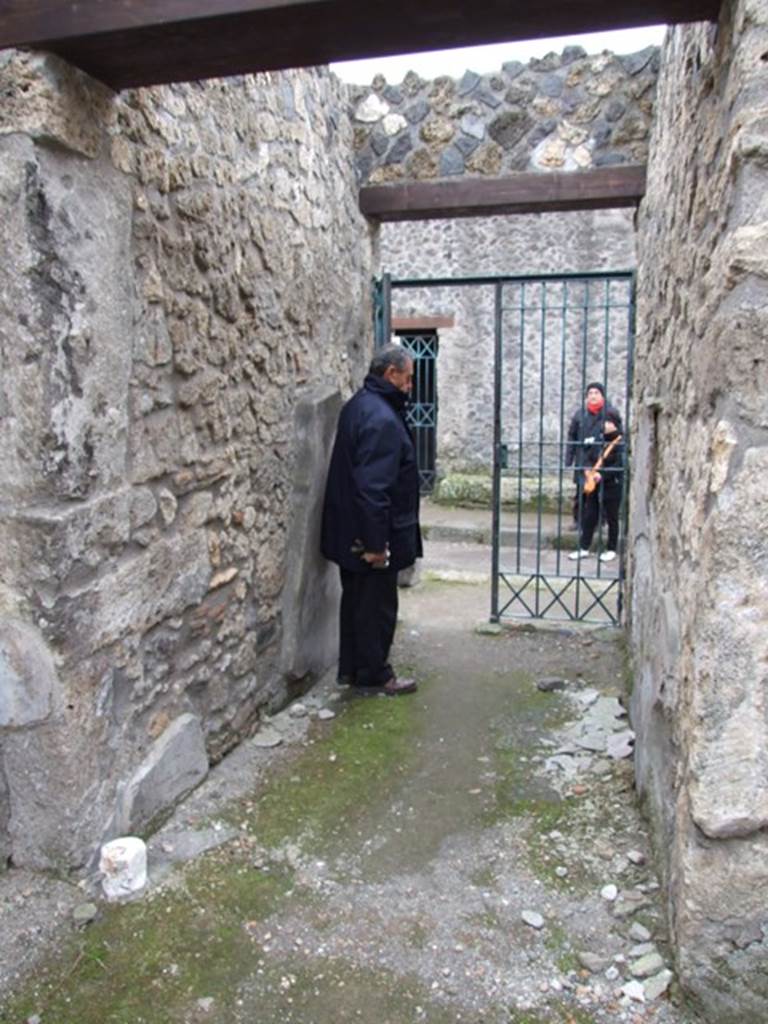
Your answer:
[373,271,634,626]
[491,272,634,626]
[398,330,438,494]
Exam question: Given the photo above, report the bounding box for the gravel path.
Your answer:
[1,577,702,1024]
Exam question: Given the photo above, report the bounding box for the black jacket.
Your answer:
[321,374,422,573]
[566,403,624,489]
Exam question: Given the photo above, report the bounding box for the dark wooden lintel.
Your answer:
[0,0,721,90]
[360,166,646,222]
[393,316,455,330]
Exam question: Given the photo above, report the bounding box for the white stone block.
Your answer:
[355,94,389,123]
[100,837,147,901]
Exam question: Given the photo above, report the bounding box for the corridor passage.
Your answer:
[3,578,700,1024]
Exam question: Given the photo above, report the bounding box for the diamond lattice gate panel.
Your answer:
[397,331,438,494]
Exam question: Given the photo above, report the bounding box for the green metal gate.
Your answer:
[397,330,438,494]
[374,271,634,625]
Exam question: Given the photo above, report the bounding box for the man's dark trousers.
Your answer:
[338,567,398,687]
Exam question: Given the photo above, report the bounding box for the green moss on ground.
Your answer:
[1,857,293,1024]
[229,688,423,856]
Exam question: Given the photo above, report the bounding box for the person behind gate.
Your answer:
[321,343,422,696]
[565,382,624,563]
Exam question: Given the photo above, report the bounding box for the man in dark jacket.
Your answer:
[321,344,422,696]
[565,382,624,562]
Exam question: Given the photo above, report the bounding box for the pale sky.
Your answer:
[331,26,667,84]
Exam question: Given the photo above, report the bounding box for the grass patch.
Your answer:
[225,687,424,857]
[0,854,294,1024]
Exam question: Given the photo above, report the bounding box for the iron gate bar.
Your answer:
[617,274,638,621]
[515,283,525,579]
[390,271,634,289]
[578,577,621,620]
[491,282,503,623]
[535,282,548,617]
[561,280,573,581]
[497,574,538,619]
[538,575,581,619]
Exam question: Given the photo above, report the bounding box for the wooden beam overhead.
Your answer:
[0,1,721,90]
[393,316,456,330]
[359,166,647,222]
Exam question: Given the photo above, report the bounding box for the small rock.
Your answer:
[537,677,566,692]
[289,702,308,719]
[627,849,646,865]
[630,952,665,978]
[575,688,600,706]
[317,709,336,721]
[622,979,646,1002]
[555,866,569,878]
[72,902,98,926]
[26,1016,42,1024]
[613,896,651,919]
[644,968,674,1001]
[601,884,618,902]
[578,951,610,973]
[253,727,283,748]
[576,732,606,753]
[476,622,503,635]
[197,996,215,1012]
[629,922,652,942]
[522,910,545,929]
[607,729,635,759]
[605,966,620,981]
[629,942,657,958]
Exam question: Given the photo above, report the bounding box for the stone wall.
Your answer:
[382,210,635,475]
[350,46,659,185]
[0,51,373,870]
[630,4,768,1019]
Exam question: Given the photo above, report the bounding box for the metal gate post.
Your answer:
[490,281,503,622]
[372,273,392,349]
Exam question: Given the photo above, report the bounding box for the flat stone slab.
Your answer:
[521,910,545,929]
[252,726,284,748]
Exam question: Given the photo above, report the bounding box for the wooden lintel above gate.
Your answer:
[360,166,647,223]
[1,1,720,90]
[393,317,455,331]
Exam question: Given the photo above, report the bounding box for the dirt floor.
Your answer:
[0,568,704,1024]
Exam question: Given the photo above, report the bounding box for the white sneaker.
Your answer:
[599,550,617,563]
[568,549,591,560]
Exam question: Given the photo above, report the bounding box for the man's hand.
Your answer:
[362,550,388,565]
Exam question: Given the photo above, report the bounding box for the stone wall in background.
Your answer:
[381,210,635,475]
[349,45,659,185]
[0,50,372,870]
[630,3,768,1019]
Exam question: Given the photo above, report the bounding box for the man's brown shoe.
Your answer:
[382,676,418,696]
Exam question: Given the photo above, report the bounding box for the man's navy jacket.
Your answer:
[321,373,422,573]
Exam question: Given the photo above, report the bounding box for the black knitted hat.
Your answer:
[585,381,605,396]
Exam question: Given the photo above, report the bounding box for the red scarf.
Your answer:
[586,396,604,414]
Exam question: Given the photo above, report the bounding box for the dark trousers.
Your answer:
[579,488,621,551]
[338,567,398,687]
